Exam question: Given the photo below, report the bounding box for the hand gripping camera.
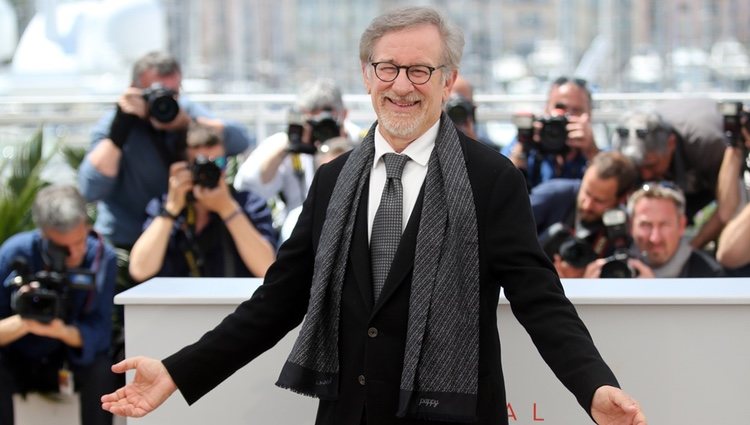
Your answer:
[511,107,569,156]
[286,109,341,155]
[539,223,598,269]
[143,83,180,123]
[719,101,750,148]
[191,155,225,189]
[10,242,96,323]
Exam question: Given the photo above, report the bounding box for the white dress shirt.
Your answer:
[367,120,439,240]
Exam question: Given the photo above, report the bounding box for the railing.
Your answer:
[1,92,748,156]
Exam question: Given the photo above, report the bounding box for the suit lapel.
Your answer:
[372,184,425,316]
[349,182,374,309]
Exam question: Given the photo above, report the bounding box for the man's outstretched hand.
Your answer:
[101,356,178,417]
[591,385,647,425]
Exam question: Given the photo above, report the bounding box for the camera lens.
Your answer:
[600,259,634,278]
[559,237,597,269]
[191,156,222,188]
[143,84,180,123]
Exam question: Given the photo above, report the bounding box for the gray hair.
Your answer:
[612,110,673,166]
[131,51,181,87]
[32,185,89,233]
[627,182,686,218]
[295,78,344,113]
[359,6,464,75]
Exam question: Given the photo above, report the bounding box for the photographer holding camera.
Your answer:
[78,51,252,286]
[583,182,725,278]
[715,102,750,275]
[233,78,360,227]
[128,122,277,283]
[0,185,117,425]
[503,76,599,189]
[531,151,638,278]
[613,100,727,249]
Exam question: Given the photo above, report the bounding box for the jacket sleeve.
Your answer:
[162,163,330,405]
[78,110,118,202]
[486,163,619,415]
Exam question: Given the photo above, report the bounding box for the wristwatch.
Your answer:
[159,206,180,221]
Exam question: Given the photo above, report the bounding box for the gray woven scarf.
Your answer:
[276,114,480,422]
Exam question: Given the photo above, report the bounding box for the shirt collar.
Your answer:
[373,120,439,168]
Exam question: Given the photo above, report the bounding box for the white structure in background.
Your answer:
[669,47,711,91]
[0,0,18,62]
[1,0,166,94]
[627,48,663,88]
[709,38,750,82]
[527,40,565,81]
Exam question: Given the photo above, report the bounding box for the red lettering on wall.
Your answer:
[507,403,517,421]
[533,402,545,421]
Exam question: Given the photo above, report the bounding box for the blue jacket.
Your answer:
[0,230,116,366]
[78,98,252,246]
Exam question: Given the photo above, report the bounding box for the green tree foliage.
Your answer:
[0,129,54,245]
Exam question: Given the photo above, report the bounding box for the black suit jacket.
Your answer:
[163,130,618,425]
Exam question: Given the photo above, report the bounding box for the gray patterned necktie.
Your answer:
[370,153,410,301]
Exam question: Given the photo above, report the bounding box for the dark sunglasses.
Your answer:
[641,180,682,193]
[616,127,649,139]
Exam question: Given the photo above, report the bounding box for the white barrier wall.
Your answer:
[117,277,750,425]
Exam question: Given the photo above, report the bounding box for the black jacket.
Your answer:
[163,128,618,425]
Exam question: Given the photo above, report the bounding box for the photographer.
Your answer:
[128,122,276,283]
[0,185,117,425]
[715,103,750,274]
[613,100,727,249]
[583,182,725,278]
[503,76,599,189]
[77,51,252,289]
[233,78,360,226]
[531,151,638,278]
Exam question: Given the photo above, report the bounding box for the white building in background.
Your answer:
[0,0,18,62]
[1,0,166,94]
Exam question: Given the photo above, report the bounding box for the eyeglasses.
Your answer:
[371,62,445,85]
[639,180,685,206]
[641,180,681,193]
[616,127,649,139]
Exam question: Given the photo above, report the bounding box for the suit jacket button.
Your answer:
[358,375,366,386]
[367,327,378,338]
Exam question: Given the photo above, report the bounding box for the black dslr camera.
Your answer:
[719,101,750,147]
[191,155,223,189]
[445,95,476,126]
[308,111,341,145]
[143,83,180,123]
[539,223,597,269]
[10,242,96,323]
[537,113,569,155]
[599,209,638,278]
[287,109,341,155]
[511,108,569,156]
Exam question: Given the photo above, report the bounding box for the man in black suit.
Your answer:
[101,6,647,425]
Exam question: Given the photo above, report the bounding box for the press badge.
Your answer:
[58,368,74,396]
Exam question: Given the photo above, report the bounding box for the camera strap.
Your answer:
[181,203,204,277]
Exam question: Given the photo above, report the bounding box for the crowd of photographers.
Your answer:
[0,49,748,424]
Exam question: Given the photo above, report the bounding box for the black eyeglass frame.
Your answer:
[616,127,650,140]
[370,62,446,85]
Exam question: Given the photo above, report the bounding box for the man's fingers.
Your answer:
[111,356,142,373]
